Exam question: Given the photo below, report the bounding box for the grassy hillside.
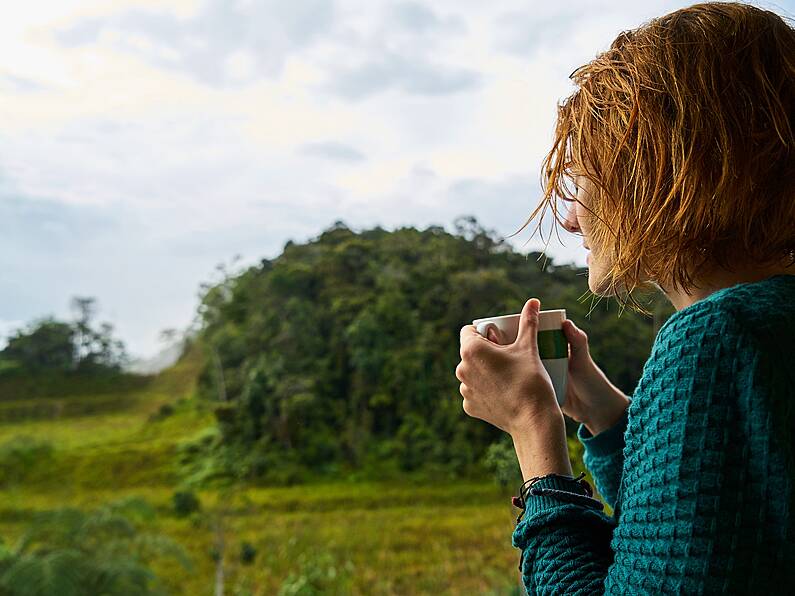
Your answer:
[0,223,652,593]
[0,347,539,595]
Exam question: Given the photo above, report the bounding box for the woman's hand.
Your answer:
[560,318,630,436]
[457,298,572,480]
[456,298,561,435]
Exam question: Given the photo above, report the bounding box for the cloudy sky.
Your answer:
[2,0,793,357]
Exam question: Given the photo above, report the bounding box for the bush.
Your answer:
[0,359,21,377]
[394,415,444,472]
[172,490,201,517]
[148,403,175,422]
[277,551,354,596]
[0,497,190,595]
[482,436,522,489]
[0,436,55,487]
[175,427,234,487]
[232,443,309,486]
[298,431,341,470]
[240,541,257,565]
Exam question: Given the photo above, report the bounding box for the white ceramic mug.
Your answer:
[471,309,568,406]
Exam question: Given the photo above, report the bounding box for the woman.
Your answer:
[456,2,795,593]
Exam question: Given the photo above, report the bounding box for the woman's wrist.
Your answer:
[582,384,630,436]
[510,410,573,481]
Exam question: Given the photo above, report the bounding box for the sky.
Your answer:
[2,0,794,358]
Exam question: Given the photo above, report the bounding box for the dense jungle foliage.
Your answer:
[195,217,675,484]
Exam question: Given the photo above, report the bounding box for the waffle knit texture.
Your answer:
[512,274,795,594]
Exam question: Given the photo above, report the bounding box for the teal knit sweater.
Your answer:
[512,274,795,594]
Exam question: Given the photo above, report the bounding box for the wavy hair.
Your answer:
[515,2,795,314]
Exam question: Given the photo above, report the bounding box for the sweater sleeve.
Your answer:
[576,407,629,509]
[511,304,758,595]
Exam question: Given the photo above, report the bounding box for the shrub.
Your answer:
[482,436,522,490]
[240,541,257,565]
[147,403,175,422]
[394,415,444,472]
[277,551,354,596]
[0,436,55,487]
[172,490,201,517]
[0,497,190,595]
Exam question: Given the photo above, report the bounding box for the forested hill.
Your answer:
[195,217,675,482]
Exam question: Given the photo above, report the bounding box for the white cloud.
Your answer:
[54,0,336,87]
[299,141,366,162]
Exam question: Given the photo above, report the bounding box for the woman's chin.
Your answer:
[587,267,614,296]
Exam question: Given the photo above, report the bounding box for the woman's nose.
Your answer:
[562,202,580,234]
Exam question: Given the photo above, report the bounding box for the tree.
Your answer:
[70,297,127,370]
[0,298,128,374]
[70,296,96,365]
[1,319,75,371]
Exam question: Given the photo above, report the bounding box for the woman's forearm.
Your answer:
[510,410,573,482]
[581,365,631,436]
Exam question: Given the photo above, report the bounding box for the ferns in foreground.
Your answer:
[0,497,190,596]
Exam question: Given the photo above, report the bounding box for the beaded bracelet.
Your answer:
[511,471,604,524]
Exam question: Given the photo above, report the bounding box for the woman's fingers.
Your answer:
[459,383,477,418]
[455,361,467,382]
[460,324,488,357]
[563,319,589,357]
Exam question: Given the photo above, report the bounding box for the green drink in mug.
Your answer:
[471,309,568,407]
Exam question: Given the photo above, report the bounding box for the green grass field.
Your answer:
[0,352,541,595]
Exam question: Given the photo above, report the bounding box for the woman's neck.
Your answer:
[656,258,795,311]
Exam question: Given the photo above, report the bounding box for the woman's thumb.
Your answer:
[515,298,540,350]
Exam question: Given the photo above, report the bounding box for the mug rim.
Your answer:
[472,309,566,326]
